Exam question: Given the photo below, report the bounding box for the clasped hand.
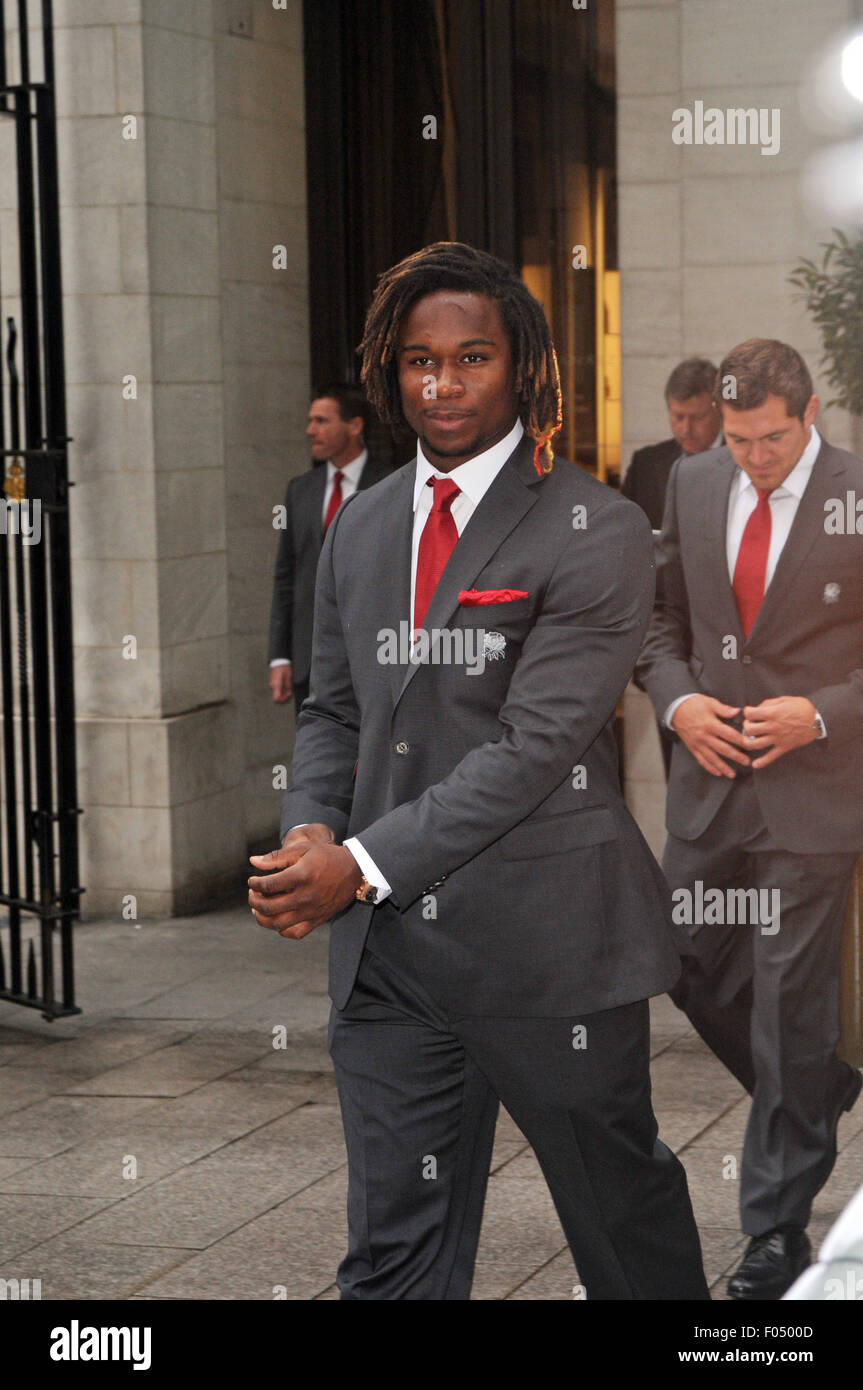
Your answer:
[248,823,363,939]
[671,694,818,778]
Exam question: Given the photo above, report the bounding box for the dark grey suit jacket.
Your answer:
[279,435,685,1016]
[636,438,863,852]
[622,437,681,530]
[267,455,390,686]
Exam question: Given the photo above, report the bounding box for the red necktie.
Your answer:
[733,487,773,638]
[323,470,344,534]
[414,477,460,630]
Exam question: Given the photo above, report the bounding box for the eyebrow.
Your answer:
[399,337,498,351]
[728,428,790,440]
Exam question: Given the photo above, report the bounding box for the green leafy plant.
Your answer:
[789,228,863,414]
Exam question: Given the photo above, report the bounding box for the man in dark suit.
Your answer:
[248,242,708,1300]
[637,338,863,1300]
[623,357,721,531]
[624,358,722,778]
[268,384,390,711]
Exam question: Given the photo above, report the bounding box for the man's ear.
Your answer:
[803,394,819,430]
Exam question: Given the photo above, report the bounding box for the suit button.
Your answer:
[395,741,410,754]
[742,655,752,665]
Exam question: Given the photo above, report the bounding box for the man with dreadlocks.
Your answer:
[248,242,708,1300]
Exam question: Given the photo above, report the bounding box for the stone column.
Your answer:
[43,0,308,916]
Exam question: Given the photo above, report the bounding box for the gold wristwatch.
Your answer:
[355,876,379,904]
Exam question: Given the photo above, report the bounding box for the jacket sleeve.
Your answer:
[807,671,863,749]
[267,481,296,663]
[355,497,656,909]
[279,497,360,842]
[635,458,697,721]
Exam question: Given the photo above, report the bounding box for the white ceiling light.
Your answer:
[841,33,863,103]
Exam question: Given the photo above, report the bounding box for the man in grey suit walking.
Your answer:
[249,242,708,1300]
[268,384,390,712]
[637,339,863,1300]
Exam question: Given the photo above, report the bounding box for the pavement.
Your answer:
[0,901,861,1301]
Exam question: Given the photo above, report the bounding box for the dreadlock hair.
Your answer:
[358,242,563,475]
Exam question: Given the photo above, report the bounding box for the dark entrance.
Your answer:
[0,0,81,1020]
[303,0,619,477]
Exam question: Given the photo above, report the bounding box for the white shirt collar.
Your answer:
[733,425,821,501]
[328,449,367,482]
[413,419,524,512]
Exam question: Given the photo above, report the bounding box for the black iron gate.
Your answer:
[0,0,81,1020]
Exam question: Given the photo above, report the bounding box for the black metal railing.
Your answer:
[0,0,81,1020]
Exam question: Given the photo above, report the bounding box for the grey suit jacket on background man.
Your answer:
[267,452,390,704]
[639,437,863,851]
[621,437,682,532]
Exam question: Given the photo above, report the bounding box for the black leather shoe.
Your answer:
[727,1227,811,1301]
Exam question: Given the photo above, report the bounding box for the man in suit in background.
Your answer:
[248,242,708,1300]
[623,357,722,531]
[268,384,390,711]
[625,358,722,778]
[637,339,863,1300]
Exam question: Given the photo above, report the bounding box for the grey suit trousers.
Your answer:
[328,944,709,1300]
[663,775,858,1236]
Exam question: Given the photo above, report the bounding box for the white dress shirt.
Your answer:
[344,419,525,901]
[322,449,367,527]
[270,450,368,669]
[665,425,826,731]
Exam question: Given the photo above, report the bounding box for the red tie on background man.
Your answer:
[414,477,461,630]
[323,469,344,534]
[732,487,773,638]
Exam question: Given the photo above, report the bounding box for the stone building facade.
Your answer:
[12,0,857,912]
[33,0,310,914]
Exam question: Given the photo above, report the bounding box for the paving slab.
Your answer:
[678,1147,748,1229]
[504,1248,575,1300]
[2,1020,204,1077]
[0,1192,112,1260]
[62,1037,266,1098]
[0,1095,162,1158]
[0,1235,198,1300]
[143,1169,350,1300]
[64,1105,347,1250]
[470,1173,568,1300]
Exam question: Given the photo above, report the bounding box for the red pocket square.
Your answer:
[458,588,529,606]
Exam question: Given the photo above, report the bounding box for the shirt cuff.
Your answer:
[343,836,392,904]
[813,710,827,739]
[664,693,699,731]
[269,658,291,667]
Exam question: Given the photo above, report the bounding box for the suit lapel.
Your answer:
[357,456,385,491]
[307,465,327,556]
[701,452,743,640]
[747,441,846,642]
[394,438,542,709]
